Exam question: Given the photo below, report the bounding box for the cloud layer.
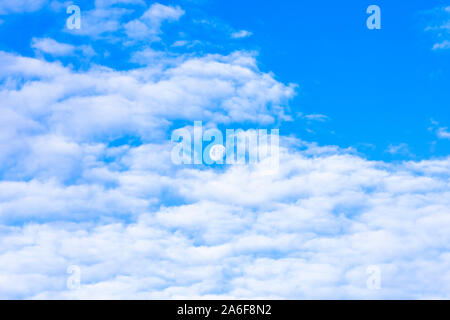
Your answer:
[0,2,449,300]
[1,144,450,299]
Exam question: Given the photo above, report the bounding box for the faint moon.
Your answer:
[210,144,226,162]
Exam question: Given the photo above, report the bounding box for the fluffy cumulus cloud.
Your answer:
[124,3,185,40]
[66,1,184,39]
[0,2,449,300]
[1,142,450,299]
[31,38,76,56]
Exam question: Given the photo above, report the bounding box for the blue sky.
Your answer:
[0,0,450,299]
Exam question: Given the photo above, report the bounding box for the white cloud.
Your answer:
[30,38,96,57]
[170,40,202,48]
[298,113,330,122]
[142,3,184,21]
[124,3,184,40]
[437,127,450,139]
[386,143,411,155]
[427,6,450,50]
[0,50,294,152]
[66,2,184,40]
[129,47,168,64]
[429,120,450,140]
[0,145,450,298]
[31,38,75,56]
[0,0,48,14]
[67,6,133,37]
[0,51,67,78]
[432,40,450,50]
[171,40,189,47]
[231,30,253,39]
